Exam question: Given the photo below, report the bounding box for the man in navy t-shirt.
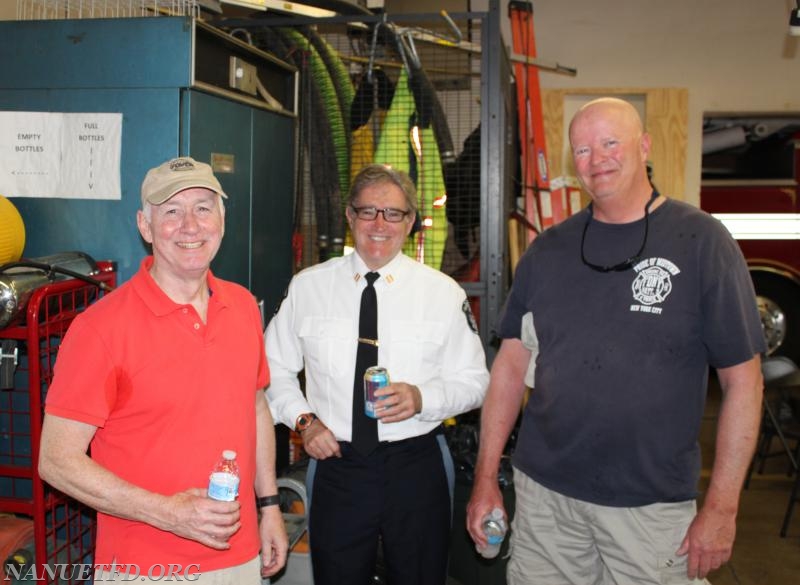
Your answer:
[467,98,765,585]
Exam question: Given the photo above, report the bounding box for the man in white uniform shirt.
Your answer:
[265,164,489,585]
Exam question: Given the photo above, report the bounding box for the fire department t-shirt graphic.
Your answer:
[630,257,680,314]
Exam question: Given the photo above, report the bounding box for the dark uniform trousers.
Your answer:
[307,427,452,585]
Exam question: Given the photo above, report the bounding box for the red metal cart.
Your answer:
[0,262,116,583]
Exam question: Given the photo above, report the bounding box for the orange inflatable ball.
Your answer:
[0,195,25,265]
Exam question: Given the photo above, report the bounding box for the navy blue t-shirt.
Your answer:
[499,198,765,506]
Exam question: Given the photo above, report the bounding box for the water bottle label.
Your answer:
[208,471,239,501]
[487,534,504,545]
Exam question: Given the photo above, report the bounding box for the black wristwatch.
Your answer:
[295,412,317,433]
[256,495,280,508]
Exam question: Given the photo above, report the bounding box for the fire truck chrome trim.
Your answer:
[712,213,800,240]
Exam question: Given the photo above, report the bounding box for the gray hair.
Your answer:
[141,191,226,221]
[348,164,418,217]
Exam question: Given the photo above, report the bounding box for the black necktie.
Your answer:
[352,271,380,455]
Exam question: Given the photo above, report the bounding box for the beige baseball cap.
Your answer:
[140,157,227,207]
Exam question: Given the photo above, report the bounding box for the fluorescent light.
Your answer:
[220,0,266,10]
[220,0,336,17]
[263,0,336,17]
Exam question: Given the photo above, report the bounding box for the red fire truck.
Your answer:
[700,116,799,365]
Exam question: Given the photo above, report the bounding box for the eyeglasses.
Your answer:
[350,206,410,223]
[580,190,658,273]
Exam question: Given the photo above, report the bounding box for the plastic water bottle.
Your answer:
[208,450,240,502]
[477,507,507,559]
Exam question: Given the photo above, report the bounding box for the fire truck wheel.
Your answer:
[751,271,800,366]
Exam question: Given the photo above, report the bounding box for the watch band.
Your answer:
[256,494,280,508]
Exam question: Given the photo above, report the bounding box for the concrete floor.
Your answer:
[701,379,800,585]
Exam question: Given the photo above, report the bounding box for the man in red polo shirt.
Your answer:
[39,157,288,583]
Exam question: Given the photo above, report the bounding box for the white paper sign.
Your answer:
[0,112,122,199]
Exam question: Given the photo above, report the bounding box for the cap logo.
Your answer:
[169,159,196,172]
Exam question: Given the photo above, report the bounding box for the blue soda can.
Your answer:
[364,366,390,418]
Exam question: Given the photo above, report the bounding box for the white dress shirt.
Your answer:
[265,251,489,443]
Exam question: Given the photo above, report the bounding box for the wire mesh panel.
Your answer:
[0,265,116,583]
[15,0,199,19]
[242,13,484,284]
